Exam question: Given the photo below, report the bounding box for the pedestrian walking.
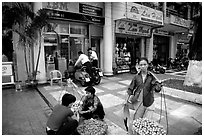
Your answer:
[46,94,79,135]
[123,57,162,134]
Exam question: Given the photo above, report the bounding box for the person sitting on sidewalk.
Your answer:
[46,94,79,135]
[79,86,105,120]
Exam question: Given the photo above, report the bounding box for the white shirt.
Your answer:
[90,50,98,60]
[75,54,90,66]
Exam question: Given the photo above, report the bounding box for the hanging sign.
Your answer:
[79,3,103,17]
[115,20,151,37]
[42,2,79,13]
[170,15,191,28]
[126,2,163,26]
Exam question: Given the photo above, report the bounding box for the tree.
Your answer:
[188,3,202,61]
[183,2,202,87]
[3,2,52,85]
[3,2,35,82]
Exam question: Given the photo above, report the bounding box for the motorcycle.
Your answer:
[92,67,103,85]
[74,66,91,87]
[148,62,166,74]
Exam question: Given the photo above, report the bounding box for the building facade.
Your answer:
[10,2,193,83]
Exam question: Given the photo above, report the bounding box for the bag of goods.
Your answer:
[77,118,108,135]
[132,118,166,135]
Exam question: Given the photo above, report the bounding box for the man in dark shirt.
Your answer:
[46,94,79,135]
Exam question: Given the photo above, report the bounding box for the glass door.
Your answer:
[70,37,84,62]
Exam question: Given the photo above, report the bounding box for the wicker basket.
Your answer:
[132,118,166,135]
[77,119,108,135]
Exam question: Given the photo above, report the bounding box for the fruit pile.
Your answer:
[77,118,108,135]
[132,118,166,135]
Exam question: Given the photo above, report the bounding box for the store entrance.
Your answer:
[153,35,170,66]
[44,33,85,78]
[115,36,141,74]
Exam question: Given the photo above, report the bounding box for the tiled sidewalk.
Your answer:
[37,74,202,135]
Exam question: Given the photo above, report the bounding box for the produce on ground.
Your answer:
[77,118,108,135]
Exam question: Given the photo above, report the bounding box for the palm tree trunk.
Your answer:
[34,30,42,80]
[24,42,29,80]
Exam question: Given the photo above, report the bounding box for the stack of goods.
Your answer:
[77,118,108,135]
[132,118,166,135]
[71,101,82,113]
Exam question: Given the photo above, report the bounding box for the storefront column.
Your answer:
[34,2,47,83]
[103,2,113,76]
[170,36,177,59]
[147,34,154,62]
[141,38,145,57]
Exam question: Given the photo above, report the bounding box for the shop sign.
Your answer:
[126,2,163,26]
[170,15,191,28]
[2,64,12,76]
[153,29,173,36]
[42,2,79,13]
[177,33,191,43]
[46,9,104,24]
[79,3,103,17]
[115,20,151,37]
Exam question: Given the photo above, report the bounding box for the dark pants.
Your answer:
[81,104,105,120]
[92,60,98,68]
[46,118,79,135]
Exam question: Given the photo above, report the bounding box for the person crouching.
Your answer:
[46,94,79,135]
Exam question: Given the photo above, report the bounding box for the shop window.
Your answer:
[59,24,69,34]
[70,37,84,61]
[70,24,87,35]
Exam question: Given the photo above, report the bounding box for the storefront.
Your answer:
[112,2,164,74]
[43,21,88,77]
[36,2,104,79]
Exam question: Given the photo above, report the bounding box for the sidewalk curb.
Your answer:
[162,86,202,105]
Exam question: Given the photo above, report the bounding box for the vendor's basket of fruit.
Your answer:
[77,118,108,135]
[132,118,166,135]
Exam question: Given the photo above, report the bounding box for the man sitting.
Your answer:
[79,86,105,120]
[46,94,79,135]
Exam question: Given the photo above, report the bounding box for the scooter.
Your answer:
[92,67,103,85]
[74,66,91,87]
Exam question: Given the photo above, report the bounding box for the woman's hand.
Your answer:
[79,110,88,114]
[71,112,80,122]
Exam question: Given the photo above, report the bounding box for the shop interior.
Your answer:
[115,36,141,73]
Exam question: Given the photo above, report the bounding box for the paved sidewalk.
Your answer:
[2,88,52,135]
[37,72,202,135]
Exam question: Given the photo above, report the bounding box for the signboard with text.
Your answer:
[170,15,191,28]
[46,9,104,24]
[2,64,13,76]
[42,2,79,13]
[79,3,103,17]
[2,62,14,85]
[115,20,151,37]
[126,2,163,26]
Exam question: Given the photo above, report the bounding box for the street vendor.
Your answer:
[46,94,79,135]
[124,57,162,134]
[79,86,105,120]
